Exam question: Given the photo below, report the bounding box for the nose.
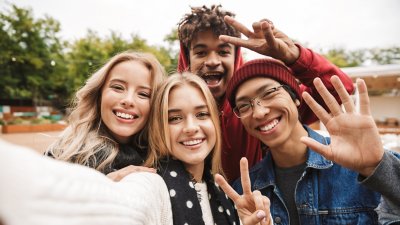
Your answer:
[204,52,221,68]
[120,93,135,108]
[252,100,270,119]
[183,116,199,135]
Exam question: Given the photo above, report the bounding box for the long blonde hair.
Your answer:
[47,51,166,173]
[145,72,224,176]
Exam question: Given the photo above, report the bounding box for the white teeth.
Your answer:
[204,73,220,76]
[182,139,203,146]
[259,119,279,132]
[116,111,134,119]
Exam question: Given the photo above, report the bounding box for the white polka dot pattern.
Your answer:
[186,200,193,208]
[169,189,176,197]
[170,171,177,177]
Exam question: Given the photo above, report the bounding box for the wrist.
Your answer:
[283,45,300,65]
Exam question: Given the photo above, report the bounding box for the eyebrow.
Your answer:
[191,43,233,51]
[235,83,276,103]
[109,78,151,90]
[168,105,208,113]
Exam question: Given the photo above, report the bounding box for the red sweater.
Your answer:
[178,43,354,183]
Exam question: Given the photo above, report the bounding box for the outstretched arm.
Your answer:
[301,76,383,176]
[215,158,272,225]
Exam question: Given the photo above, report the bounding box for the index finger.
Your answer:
[224,15,253,38]
[219,35,253,49]
[240,157,252,195]
[215,174,241,202]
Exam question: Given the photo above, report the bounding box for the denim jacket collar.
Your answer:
[252,125,333,190]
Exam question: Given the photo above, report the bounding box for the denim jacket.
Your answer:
[233,126,397,225]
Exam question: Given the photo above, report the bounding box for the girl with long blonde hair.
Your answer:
[47,51,166,175]
[146,72,272,225]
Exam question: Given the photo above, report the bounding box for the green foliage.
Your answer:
[0,3,67,105]
[0,3,176,112]
[322,47,400,68]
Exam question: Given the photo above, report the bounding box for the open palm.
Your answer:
[301,76,384,177]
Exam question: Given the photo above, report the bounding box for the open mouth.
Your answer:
[113,111,138,120]
[257,117,280,132]
[201,72,224,86]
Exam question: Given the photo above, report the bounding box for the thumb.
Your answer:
[300,136,333,160]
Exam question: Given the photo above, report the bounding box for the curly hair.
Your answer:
[178,5,241,49]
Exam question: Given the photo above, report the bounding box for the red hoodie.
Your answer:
[178,42,354,183]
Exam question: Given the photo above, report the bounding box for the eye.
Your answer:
[138,91,151,99]
[194,51,207,57]
[196,111,210,119]
[111,84,124,91]
[260,87,278,99]
[219,50,231,56]
[168,115,182,124]
[237,103,251,113]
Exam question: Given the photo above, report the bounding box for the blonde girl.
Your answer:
[47,51,166,176]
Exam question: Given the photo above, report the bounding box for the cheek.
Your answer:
[189,58,203,71]
[138,100,151,117]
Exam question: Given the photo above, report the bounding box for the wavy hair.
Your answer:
[145,72,224,176]
[178,4,241,50]
[46,51,166,173]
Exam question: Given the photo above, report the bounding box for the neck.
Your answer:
[185,162,204,183]
[270,123,309,168]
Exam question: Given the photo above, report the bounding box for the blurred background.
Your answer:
[0,0,399,152]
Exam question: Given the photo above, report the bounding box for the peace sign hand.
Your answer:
[301,76,384,177]
[220,16,299,65]
[215,158,272,225]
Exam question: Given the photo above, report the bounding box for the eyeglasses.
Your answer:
[233,85,285,118]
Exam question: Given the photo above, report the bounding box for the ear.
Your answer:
[295,99,301,107]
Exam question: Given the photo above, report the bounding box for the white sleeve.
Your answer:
[0,140,173,225]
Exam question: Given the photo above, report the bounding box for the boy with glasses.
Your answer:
[221,58,400,225]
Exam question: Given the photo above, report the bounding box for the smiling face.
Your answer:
[167,84,216,178]
[235,77,303,148]
[100,60,151,144]
[189,29,235,102]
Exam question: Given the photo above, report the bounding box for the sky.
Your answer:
[3,0,400,59]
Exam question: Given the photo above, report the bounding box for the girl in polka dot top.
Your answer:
[145,72,272,225]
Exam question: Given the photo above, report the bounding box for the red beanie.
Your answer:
[226,58,301,108]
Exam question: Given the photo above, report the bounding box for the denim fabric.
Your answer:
[233,126,386,225]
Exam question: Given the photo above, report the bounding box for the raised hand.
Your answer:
[215,158,272,225]
[301,76,384,177]
[107,165,156,182]
[220,15,299,65]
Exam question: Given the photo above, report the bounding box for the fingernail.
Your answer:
[256,210,266,219]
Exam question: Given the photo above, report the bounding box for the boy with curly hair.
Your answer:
[176,5,354,182]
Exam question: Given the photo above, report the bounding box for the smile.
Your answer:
[257,118,279,132]
[201,72,224,86]
[114,111,138,120]
[181,139,204,146]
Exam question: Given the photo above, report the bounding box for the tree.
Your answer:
[0,4,66,105]
[65,30,175,97]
